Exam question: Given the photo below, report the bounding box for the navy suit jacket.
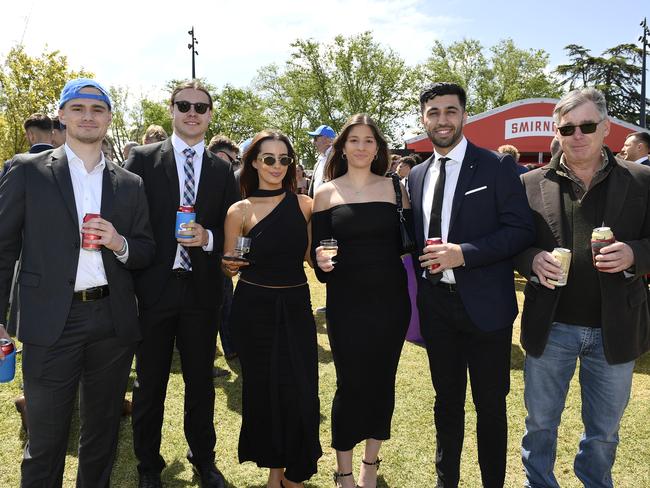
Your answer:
[408,140,535,332]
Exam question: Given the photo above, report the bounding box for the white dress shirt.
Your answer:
[311,146,332,195]
[66,144,127,291]
[421,136,468,283]
[634,156,649,164]
[171,133,213,270]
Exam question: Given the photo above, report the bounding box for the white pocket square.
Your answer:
[465,186,487,195]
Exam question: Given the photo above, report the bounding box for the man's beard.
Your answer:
[427,124,463,149]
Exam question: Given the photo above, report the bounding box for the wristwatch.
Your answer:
[114,237,128,257]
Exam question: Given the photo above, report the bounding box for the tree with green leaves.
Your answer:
[419,38,561,114]
[555,43,648,125]
[255,32,417,165]
[0,45,92,162]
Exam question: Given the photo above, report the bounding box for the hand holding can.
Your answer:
[592,227,615,271]
[176,206,196,239]
[426,237,443,274]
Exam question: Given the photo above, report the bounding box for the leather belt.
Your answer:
[172,268,192,278]
[434,281,458,292]
[73,285,110,301]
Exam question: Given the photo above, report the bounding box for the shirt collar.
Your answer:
[172,133,205,158]
[433,136,467,166]
[64,143,105,175]
[634,156,648,164]
[558,148,609,175]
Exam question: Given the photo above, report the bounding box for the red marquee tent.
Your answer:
[405,98,648,164]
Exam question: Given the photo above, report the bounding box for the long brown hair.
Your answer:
[326,113,389,181]
[240,130,297,198]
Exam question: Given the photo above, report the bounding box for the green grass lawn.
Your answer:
[1,270,649,487]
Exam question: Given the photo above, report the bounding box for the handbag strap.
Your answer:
[390,174,406,222]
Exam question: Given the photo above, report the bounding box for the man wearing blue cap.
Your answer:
[0,77,155,487]
[307,124,336,198]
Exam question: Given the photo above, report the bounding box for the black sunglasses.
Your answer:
[258,155,294,166]
[174,101,210,114]
[557,120,603,137]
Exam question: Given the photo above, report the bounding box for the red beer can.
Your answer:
[0,338,14,356]
[82,213,102,251]
[426,237,443,273]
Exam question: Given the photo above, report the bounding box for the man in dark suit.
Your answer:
[621,130,650,167]
[514,88,650,488]
[1,113,54,179]
[0,78,155,487]
[407,82,535,488]
[125,80,238,488]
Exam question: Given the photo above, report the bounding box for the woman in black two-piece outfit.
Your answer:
[221,131,322,488]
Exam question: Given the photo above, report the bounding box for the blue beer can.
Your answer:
[175,206,196,239]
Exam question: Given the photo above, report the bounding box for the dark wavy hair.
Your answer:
[325,114,389,181]
[240,130,297,198]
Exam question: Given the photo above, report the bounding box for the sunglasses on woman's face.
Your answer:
[173,101,210,114]
[557,120,603,137]
[258,155,294,166]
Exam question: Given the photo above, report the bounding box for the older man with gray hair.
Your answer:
[514,87,650,488]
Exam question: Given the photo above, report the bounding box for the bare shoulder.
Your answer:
[297,194,313,220]
[313,182,336,212]
[227,199,250,217]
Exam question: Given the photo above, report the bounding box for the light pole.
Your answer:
[188,27,198,79]
[640,17,649,128]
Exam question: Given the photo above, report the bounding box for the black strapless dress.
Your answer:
[312,202,410,450]
[230,192,322,482]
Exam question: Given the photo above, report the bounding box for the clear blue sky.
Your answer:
[2,0,648,96]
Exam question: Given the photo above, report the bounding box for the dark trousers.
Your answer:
[21,297,134,488]
[417,280,512,488]
[219,277,235,356]
[132,273,219,474]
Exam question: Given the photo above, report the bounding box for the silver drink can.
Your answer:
[547,247,571,287]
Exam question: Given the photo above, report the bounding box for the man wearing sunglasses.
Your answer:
[514,87,650,488]
[125,80,238,488]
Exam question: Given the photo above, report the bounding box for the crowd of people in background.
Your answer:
[0,77,649,488]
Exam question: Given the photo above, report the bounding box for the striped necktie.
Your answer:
[180,147,196,270]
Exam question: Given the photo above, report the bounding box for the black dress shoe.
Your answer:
[138,472,163,488]
[192,463,226,488]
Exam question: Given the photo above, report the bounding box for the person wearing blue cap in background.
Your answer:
[0,77,155,487]
[307,124,336,198]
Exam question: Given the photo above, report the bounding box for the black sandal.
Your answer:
[356,458,382,488]
[361,458,382,469]
[333,471,353,486]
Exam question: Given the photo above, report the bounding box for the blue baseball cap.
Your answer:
[59,78,112,110]
[307,124,336,139]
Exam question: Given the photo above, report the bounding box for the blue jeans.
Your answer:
[521,322,634,488]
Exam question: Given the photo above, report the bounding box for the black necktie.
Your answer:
[427,157,449,284]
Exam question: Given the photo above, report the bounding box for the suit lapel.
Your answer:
[539,170,564,246]
[412,156,433,245]
[448,143,478,233]
[47,147,78,227]
[194,150,213,214]
[100,161,118,219]
[603,162,630,227]
[161,139,181,206]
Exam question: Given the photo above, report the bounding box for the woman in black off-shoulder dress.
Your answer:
[222,130,321,488]
[312,114,411,488]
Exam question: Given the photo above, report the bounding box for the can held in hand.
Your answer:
[176,206,196,239]
[0,338,16,383]
[591,227,615,270]
[547,247,571,287]
[426,237,443,273]
[82,213,102,251]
